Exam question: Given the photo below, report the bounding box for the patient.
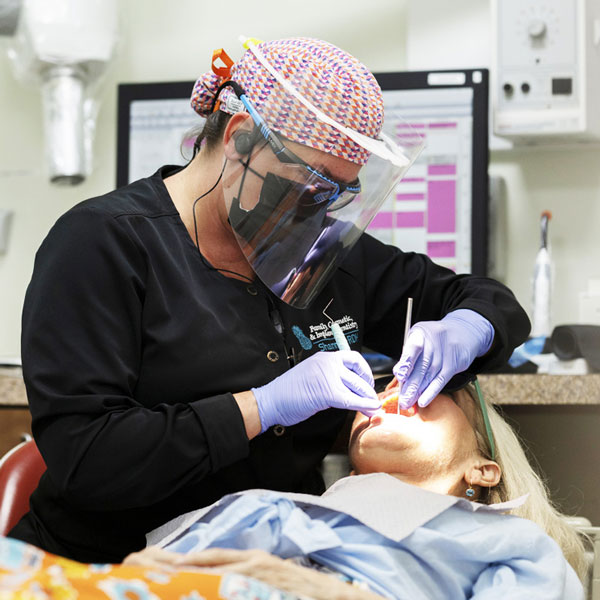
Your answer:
[126,382,586,599]
[0,383,587,599]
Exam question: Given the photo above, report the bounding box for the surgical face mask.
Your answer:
[229,171,304,242]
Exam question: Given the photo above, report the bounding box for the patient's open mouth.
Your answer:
[379,389,418,417]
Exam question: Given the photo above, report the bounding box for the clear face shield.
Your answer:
[222,41,425,309]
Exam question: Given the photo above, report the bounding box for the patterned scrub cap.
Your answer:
[190,37,384,165]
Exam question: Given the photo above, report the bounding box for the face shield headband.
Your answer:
[220,40,425,309]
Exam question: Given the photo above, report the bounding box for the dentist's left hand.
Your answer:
[393,309,494,409]
[252,351,380,433]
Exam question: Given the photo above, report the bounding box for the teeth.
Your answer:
[380,391,399,414]
[379,391,418,417]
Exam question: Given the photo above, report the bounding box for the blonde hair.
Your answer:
[453,384,588,581]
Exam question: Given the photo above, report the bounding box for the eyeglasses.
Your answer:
[219,80,362,210]
[473,378,496,461]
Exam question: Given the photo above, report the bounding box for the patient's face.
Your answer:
[349,392,479,480]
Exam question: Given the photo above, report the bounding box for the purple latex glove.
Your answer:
[392,309,494,409]
[253,351,380,433]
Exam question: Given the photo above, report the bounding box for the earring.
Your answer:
[466,484,475,498]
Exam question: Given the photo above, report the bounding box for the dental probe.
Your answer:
[399,297,413,415]
[404,297,413,344]
[323,298,351,351]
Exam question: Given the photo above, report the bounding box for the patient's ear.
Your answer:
[466,460,501,489]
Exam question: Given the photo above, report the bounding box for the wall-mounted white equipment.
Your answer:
[492,0,600,143]
[5,0,118,184]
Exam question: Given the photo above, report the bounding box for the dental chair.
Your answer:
[587,531,600,600]
[0,438,45,536]
[568,516,600,600]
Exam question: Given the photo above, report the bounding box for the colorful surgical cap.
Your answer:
[190,37,384,165]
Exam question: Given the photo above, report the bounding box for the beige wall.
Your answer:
[0,0,407,362]
[491,147,600,333]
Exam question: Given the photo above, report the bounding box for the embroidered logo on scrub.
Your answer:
[292,316,359,351]
[291,325,312,350]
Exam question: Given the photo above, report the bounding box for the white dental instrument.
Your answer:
[323,298,350,351]
[531,211,553,338]
[399,297,413,414]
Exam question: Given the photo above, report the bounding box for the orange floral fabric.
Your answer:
[0,536,300,600]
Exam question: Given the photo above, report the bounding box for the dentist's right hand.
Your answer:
[252,351,380,433]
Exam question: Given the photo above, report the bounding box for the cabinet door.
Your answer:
[501,405,600,525]
[0,408,32,456]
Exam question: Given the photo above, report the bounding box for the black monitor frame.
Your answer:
[116,81,195,190]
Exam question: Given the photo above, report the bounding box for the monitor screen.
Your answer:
[116,69,488,274]
[372,70,489,275]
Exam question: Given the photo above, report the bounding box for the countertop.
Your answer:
[477,373,600,405]
[2,367,600,407]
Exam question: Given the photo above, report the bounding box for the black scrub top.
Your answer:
[11,165,530,563]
